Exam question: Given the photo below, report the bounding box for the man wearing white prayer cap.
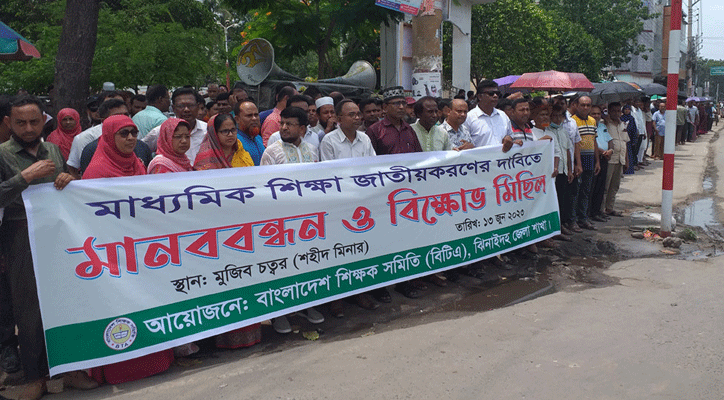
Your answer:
[314,96,336,141]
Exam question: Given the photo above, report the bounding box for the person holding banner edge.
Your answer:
[0,96,96,400]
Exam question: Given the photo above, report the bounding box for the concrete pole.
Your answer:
[411,1,443,99]
[687,0,693,96]
[661,0,683,237]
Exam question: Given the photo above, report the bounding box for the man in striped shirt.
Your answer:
[569,96,601,231]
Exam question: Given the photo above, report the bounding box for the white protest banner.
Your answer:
[23,141,559,375]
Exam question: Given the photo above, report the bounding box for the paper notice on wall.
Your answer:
[411,72,442,99]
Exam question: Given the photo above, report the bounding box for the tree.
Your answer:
[0,1,65,95]
[695,59,724,100]
[550,15,604,81]
[443,0,557,86]
[0,0,225,104]
[538,0,652,68]
[54,0,100,114]
[222,0,398,79]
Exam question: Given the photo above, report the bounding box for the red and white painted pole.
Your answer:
[661,0,683,237]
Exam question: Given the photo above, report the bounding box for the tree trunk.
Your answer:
[53,0,100,121]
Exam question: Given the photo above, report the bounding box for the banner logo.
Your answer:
[104,317,137,351]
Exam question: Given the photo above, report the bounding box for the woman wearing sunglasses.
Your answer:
[82,114,175,384]
[82,115,147,179]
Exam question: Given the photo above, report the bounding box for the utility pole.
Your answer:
[217,20,240,90]
[661,0,683,237]
[410,0,443,99]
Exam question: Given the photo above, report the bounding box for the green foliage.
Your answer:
[550,15,604,80]
[0,0,65,94]
[224,0,396,79]
[446,0,556,86]
[0,0,225,95]
[696,59,724,100]
[538,0,652,68]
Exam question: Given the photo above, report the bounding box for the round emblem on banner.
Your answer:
[104,317,137,351]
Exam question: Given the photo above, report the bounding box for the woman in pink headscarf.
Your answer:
[147,118,193,173]
[84,115,174,384]
[46,108,81,160]
[82,115,146,179]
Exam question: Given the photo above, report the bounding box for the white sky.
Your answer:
[698,0,724,61]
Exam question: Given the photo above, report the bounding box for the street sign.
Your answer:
[711,66,724,76]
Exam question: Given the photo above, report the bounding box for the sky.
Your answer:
[697,0,724,61]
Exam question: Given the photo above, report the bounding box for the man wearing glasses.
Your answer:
[367,86,423,155]
[463,80,513,147]
[260,107,319,165]
[141,88,207,165]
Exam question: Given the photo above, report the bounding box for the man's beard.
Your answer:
[242,124,260,136]
[11,133,41,149]
[280,134,297,144]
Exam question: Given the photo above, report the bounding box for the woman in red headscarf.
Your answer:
[83,115,147,179]
[84,115,174,384]
[146,118,201,358]
[148,118,193,173]
[193,114,261,349]
[46,108,81,160]
[194,113,253,170]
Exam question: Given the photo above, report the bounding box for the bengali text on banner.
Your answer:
[23,140,559,375]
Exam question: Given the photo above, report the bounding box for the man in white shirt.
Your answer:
[266,95,320,150]
[631,97,648,165]
[259,106,324,333]
[260,107,319,165]
[318,99,378,314]
[463,80,512,147]
[141,88,207,165]
[320,99,375,160]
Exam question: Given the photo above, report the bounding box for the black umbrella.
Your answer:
[640,83,667,96]
[585,82,643,105]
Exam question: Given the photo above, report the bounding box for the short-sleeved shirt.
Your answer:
[67,124,102,169]
[653,110,666,136]
[0,140,66,221]
[410,121,452,151]
[595,122,612,150]
[367,117,422,155]
[572,114,597,171]
[687,106,698,124]
[463,106,511,147]
[606,121,629,165]
[440,120,471,147]
[319,128,376,160]
[510,121,533,142]
[260,107,282,146]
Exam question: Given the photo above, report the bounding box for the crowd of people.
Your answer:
[0,77,719,399]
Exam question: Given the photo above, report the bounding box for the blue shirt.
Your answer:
[259,109,274,126]
[596,122,612,149]
[653,111,666,136]
[237,129,265,166]
[132,105,167,140]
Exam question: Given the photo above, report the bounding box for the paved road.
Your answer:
[30,125,724,400]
